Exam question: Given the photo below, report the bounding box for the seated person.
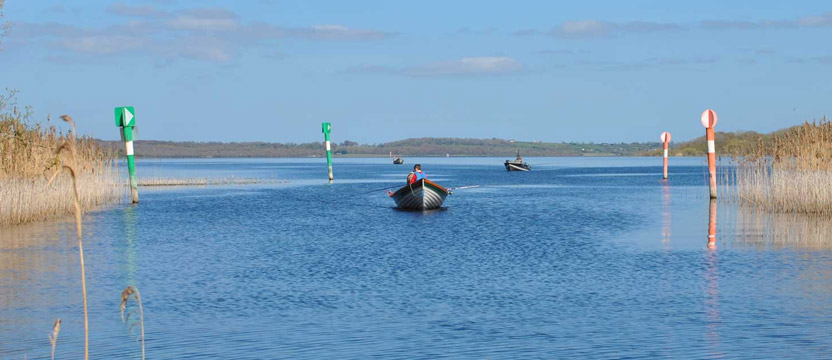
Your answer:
[407,164,425,184]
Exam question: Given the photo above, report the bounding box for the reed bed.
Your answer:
[731,117,832,214]
[137,176,286,187]
[0,172,123,226]
[1,92,122,226]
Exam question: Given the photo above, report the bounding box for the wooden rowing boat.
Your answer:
[505,150,531,171]
[504,160,531,171]
[389,179,449,210]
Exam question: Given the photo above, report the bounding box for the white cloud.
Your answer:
[60,35,148,54]
[347,64,400,74]
[787,55,832,65]
[552,20,681,38]
[556,20,609,38]
[511,29,538,37]
[796,13,832,26]
[701,12,832,30]
[11,5,392,63]
[576,57,718,71]
[408,56,524,76]
[244,23,392,41]
[352,57,525,77]
[296,24,389,40]
[43,5,67,14]
[167,8,239,31]
[107,3,168,18]
[166,37,233,62]
[518,11,832,39]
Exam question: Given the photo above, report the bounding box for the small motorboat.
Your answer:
[389,179,449,210]
[505,151,531,171]
[393,157,404,164]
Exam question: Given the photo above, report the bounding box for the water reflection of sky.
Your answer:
[2,157,832,359]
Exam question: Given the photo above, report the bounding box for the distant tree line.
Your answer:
[98,123,825,158]
[97,137,660,158]
[641,130,770,157]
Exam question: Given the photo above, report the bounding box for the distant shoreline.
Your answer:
[99,123,820,159]
[128,154,647,159]
[98,137,659,158]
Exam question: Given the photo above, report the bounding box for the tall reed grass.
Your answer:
[731,117,832,214]
[47,115,91,360]
[0,91,122,226]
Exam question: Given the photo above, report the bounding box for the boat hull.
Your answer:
[505,161,531,171]
[389,179,448,210]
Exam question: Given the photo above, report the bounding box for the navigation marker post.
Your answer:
[660,131,671,180]
[701,109,718,199]
[708,199,717,248]
[115,106,139,203]
[322,122,333,181]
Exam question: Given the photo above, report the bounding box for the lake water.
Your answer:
[2,157,832,359]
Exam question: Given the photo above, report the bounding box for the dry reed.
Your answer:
[46,115,90,360]
[731,117,832,214]
[120,286,146,360]
[0,173,123,226]
[1,91,122,226]
[49,318,61,360]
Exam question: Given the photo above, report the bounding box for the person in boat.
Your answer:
[407,164,425,184]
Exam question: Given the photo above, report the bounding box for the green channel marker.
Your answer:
[115,106,139,203]
[322,122,333,181]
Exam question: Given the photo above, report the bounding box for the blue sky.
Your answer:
[1,1,831,143]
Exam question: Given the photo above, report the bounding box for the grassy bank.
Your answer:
[731,117,832,214]
[0,93,123,226]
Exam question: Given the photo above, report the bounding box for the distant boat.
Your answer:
[393,157,404,164]
[389,179,449,210]
[505,151,531,171]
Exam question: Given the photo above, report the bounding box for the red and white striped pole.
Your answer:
[660,131,671,180]
[701,109,718,199]
[708,199,717,249]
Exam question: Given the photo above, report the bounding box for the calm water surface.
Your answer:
[2,157,832,359]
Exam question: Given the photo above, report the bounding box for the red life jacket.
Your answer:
[408,171,425,184]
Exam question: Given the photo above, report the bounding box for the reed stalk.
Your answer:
[46,115,89,360]
[120,286,146,360]
[49,318,61,360]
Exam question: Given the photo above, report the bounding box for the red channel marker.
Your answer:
[701,109,718,199]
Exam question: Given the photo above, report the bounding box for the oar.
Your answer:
[449,185,479,191]
[356,185,400,195]
[447,185,479,194]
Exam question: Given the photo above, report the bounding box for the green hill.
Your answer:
[643,131,767,157]
[98,138,658,158]
[97,120,827,158]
